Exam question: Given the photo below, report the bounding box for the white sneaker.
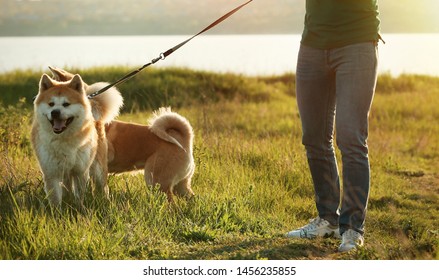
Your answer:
[286,217,340,239]
[338,229,364,252]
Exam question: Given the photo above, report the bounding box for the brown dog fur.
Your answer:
[32,74,122,207]
[48,67,195,201]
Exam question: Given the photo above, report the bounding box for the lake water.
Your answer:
[1,34,439,77]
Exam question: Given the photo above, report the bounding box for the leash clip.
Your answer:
[151,53,166,64]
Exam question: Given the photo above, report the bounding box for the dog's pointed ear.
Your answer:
[68,74,85,93]
[39,74,54,91]
[48,66,75,82]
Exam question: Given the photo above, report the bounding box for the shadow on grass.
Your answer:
[176,236,343,260]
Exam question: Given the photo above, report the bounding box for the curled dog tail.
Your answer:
[148,107,194,152]
[86,83,124,124]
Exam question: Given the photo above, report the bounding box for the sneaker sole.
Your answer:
[286,230,340,239]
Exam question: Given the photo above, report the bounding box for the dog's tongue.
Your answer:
[53,119,67,132]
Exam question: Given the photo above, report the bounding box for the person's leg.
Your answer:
[330,42,378,236]
[295,44,340,226]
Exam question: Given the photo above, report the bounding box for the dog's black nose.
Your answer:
[51,109,61,119]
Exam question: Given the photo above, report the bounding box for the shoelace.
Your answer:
[301,217,326,230]
[343,230,364,245]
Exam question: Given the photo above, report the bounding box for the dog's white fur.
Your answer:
[39,66,196,202]
[31,74,123,207]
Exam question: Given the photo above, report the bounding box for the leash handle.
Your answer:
[88,0,253,99]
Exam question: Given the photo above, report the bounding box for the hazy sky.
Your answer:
[1,0,438,35]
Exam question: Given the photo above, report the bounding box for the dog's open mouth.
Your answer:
[50,117,74,134]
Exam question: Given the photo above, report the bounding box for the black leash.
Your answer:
[88,0,253,99]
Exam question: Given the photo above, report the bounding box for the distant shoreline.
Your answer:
[2,31,439,38]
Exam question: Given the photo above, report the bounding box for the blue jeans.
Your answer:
[295,42,378,235]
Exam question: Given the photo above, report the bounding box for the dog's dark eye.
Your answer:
[48,102,55,107]
[62,102,70,107]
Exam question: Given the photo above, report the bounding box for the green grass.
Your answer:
[0,67,438,260]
